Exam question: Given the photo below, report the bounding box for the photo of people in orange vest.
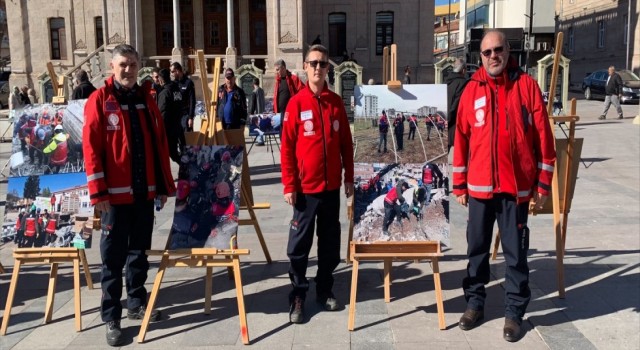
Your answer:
[9,100,87,176]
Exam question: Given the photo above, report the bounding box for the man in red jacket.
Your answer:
[281,44,354,324]
[273,59,304,115]
[83,44,176,347]
[453,30,556,342]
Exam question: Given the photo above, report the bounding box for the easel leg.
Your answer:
[73,258,82,332]
[491,230,501,260]
[1,259,22,335]
[432,259,446,330]
[383,259,391,302]
[78,249,94,289]
[348,259,359,331]
[242,186,272,263]
[44,263,59,324]
[205,265,213,314]
[138,254,169,343]
[232,256,249,345]
[554,215,566,298]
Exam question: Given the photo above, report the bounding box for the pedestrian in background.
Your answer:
[598,65,624,120]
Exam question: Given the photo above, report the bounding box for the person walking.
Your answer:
[83,44,176,347]
[281,44,354,324]
[407,114,418,140]
[598,65,624,120]
[452,30,556,343]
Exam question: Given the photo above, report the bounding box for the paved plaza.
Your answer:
[0,99,638,349]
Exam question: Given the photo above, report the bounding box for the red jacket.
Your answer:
[273,71,304,113]
[453,59,556,204]
[281,82,354,194]
[83,76,176,205]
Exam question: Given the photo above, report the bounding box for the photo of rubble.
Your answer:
[353,162,450,247]
[352,84,448,165]
[2,172,95,248]
[8,99,87,177]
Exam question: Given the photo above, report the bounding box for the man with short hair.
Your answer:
[149,67,161,101]
[249,77,265,115]
[281,44,354,324]
[273,59,304,114]
[72,69,97,100]
[83,44,176,347]
[453,30,556,343]
[216,68,248,130]
[599,65,624,120]
[170,62,196,131]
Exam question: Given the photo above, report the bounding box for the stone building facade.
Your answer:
[556,0,639,87]
[6,0,435,102]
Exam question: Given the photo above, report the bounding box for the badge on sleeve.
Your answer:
[333,120,340,132]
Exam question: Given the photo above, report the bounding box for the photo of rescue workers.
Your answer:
[353,162,450,247]
[2,172,95,248]
[8,99,87,177]
[170,145,244,250]
[352,84,448,165]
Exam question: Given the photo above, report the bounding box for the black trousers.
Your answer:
[382,202,399,231]
[100,199,154,322]
[396,132,404,150]
[408,128,416,140]
[287,190,341,301]
[463,194,531,322]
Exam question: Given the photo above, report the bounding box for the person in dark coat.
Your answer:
[71,70,97,100]
[157,68,185,164]
[249,77,265,115]
[446,58,468,152]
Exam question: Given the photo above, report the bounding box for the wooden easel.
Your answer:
[382,44,402,89]
[1,247,94,335]
[138,51,260,344]
[46,62,67,104]
[193,51,272,263]
[347,241,446,331]
[491,33,581,299]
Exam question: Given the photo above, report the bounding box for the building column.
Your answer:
[226,0,237,68]
[172,0,184,64]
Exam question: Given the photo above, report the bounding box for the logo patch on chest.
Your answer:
[107,113,121,131]
[474,109,485,127]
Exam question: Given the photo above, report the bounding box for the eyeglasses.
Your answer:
[306,60,329,69]
[480,46,505,58]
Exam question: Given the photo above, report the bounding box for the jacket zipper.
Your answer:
[492,81,500,193]
[316,96,329,189]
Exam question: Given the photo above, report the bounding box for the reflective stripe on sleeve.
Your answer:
[538,162,554,172]
[468,184,493,192]
[87,172,105,181]
[452,166,468,173]
[108,186,132,194]
[518,190,531,198]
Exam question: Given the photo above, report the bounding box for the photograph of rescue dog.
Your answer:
[352,162,450,247]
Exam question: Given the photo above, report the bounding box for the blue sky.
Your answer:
[8,172,87,198]
[435,0,458,6]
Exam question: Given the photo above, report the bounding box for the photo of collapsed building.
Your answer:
[353,162,450,247]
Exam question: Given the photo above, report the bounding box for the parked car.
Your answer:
[0,81,9,109]
[582,69,640,104]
